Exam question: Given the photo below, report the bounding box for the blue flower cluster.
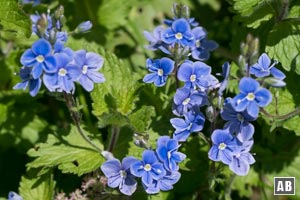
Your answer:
[207,53,285,175]
[101,136,185,195]
[100,3,287,196]
[13,7,104,96]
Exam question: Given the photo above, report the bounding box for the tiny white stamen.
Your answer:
[196,40,201,48]
[190,74,196,82]
[246,92,255,101]
[82,65,88,74]
[175,32,183,40]
[144,164,152,171]
[218,142,226,150]
[36,55,45,63]
[58,68,67,76]
[119,170,127,178]
[182,98,190,105]
[157,69,164,76]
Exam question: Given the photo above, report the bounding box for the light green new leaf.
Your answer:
[98,0,136,30]
[266,21,300,74]
[0,0,31,38]
[229,0,274,29]
[27,125,104,176]
[19,169,55,200]
[91,47,141,121]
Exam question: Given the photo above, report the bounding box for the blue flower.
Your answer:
[143,26,169,53]
[43,53,81,93]
[30,13,52,36]
[173,87,208,116]
[143,171,181,194]
[164,17,199,27]
[250,53,286,80]
[208,129,239,165]
[162,18,195,47]
[170,110,205,141]
[229,140,255,176]
[73,50,105,91]
[221,98,256,142]
[76,21,93,33]
[130,150,166,186]
[8,192,23,200]
[177,61,218,91]
[20,39,56,79]
[156,136,186,171]
[232,77,272,118]
[22,0,41,6]
[217,62,231,97]
[143,57,174,87]
[191,27,218,61]
[101,157,138,196]
[13,67,42,97]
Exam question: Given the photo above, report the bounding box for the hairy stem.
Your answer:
[108,125,120,152]
[63,92,102,154]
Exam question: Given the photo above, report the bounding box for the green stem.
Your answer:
[63,92,102,154]
[225,174,236,200]
[108,125,120,152]
[261,107,300,120]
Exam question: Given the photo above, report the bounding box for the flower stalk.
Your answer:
[63,92,103,154]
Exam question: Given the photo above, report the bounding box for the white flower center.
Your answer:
[157,69,164,76]
[119,170,127,178]
[196,40,201,48]
[190,74,196,82]
[182,98,190,105]
[82,65,88,74]
[36,55,45,63]
[175,32,183,40]
[246,92,255,101]
[144,164,152,171]
[58,68,67,76]
[218,142,226,150]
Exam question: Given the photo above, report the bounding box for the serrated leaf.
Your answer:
[229,0,275,29]
[98,109,130,128]
[0,0,31,38]
[27,125,104,176]
[266,21,300,74]
[19,169,55,200]
[91,47,141,120]
[128,106,155,132]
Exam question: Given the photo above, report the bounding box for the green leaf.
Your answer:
[266,21,300,74]
[27,125,104,176]
[19,169,55,200]
[229,0,275,29]
[98,0,136,30]
[0,0,31,38]
[128,106,155,133]
[263,77,300,135]
[91,47,141,123]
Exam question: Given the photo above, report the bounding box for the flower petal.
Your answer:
[31,38,51,56]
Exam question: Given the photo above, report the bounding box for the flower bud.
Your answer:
[75,21,93,33]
